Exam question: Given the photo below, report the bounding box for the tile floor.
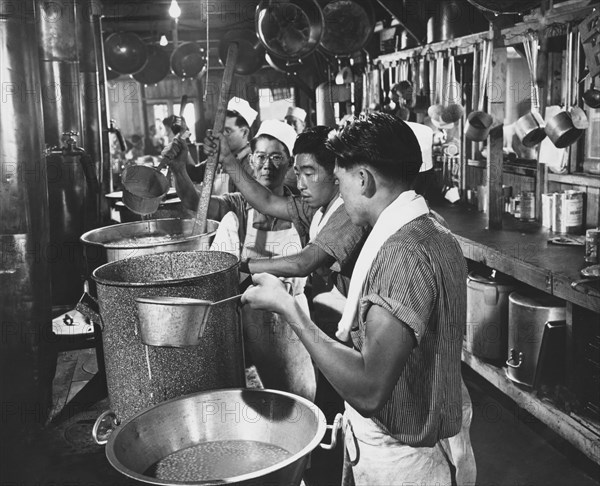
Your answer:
[2,347,600,486]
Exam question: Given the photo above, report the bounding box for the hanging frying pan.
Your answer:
[104,32,148,75]
[132,45,170,85]
[218,29,265,75]
[170,42,206,79]
[256,0,324,60]
[317,0,375,57]
[105,67,120,81]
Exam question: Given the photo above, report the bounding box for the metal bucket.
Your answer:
[121,165,170,216]
[507,291,565,387]
[91,251,245,423]
[103,388,341,486]
[80,218,218,275]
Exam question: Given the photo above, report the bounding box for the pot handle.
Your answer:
[74,281,104,330]
[506,348,523,369]
[319,413,343,450]
[92,410,119,445]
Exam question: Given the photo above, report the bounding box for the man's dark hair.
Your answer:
[293,125,336,173]
[226,109,251,131]
[326,112,422,185]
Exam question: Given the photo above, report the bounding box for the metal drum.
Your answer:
[466,272,516,361]
[91,251,245,423]
[507,291,565,387]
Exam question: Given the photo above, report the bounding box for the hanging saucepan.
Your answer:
[515,34,546,147]
[317,0,375,57]
[104,32,148,75]
[544,27,588,148]
[583,76,600,109]
[218,29,265,75]
[132,45,170,85]
[466,40,494,141]
[170,42,206,79]
[256,0,324,60]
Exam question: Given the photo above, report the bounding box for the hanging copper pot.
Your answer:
[318,0,375,57]
[170,42,206,79]
[104,32,148,75]
[132,45,170,85]
[256,0,324,60]
[218,29,265,75]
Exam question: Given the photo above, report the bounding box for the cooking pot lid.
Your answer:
[104,32,148,75]
[319,0,375,56]
[509,291,565,309]
[468,271,515,287]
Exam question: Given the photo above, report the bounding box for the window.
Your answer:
[259,87,296,122]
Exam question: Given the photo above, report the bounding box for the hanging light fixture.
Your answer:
[168,0,181,19]
[159,34,168,46]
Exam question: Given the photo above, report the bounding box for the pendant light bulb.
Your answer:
[169,0,181,19]
[159,34,168,46]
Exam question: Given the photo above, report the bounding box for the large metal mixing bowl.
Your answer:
[104,388,341,486]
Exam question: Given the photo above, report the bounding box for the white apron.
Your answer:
[241,209,316,402]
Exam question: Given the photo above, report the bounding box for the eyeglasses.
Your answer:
[252,152,287,167]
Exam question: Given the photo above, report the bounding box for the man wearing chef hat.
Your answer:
[166,119,318,402]
[210,97,259,194]
[284,105,307,134]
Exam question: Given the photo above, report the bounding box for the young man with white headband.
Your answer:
[241,113,471,485]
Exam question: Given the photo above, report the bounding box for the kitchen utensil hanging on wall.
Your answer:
[441,49,465,124]
[104,32,148,75]
[582,76,600,108]
[170,42,206,79]
[466,39,493,141]
[218,29,265,75]
[256,0,324,60]
[317,0,375,57]
[132,45,170,85]
[514,33,546,147]
[544,25,589,148]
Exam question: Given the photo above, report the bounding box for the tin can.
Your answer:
[520,192,536,221]
[585,228,600,264]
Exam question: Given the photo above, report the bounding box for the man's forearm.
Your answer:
[171,165,199,211]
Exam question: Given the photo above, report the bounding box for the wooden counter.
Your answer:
[434,203,600,465]
[434,203,600,314]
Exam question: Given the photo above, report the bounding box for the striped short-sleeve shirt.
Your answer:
[350,213,467,447]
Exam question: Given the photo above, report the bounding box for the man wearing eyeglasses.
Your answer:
[166,119,318,402]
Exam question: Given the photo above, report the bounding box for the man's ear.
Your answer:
[359,168,376,198]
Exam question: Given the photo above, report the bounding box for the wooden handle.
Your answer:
[193,42,239,236]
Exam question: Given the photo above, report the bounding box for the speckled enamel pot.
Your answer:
[92,251,244,423]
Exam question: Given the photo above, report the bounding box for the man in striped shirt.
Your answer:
[243,113,470,485]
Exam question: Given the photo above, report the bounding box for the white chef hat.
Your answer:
[285,106,307,122]
[227,97,258,127]
[253,119,297,156]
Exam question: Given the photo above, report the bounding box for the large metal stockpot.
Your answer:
[506,291,565,387]
[80,218,218,273]
[91,251,245,424]
[105,388,340,486]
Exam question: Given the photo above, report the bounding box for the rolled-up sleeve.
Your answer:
[358,244,437,344]
[311,205,368,273]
